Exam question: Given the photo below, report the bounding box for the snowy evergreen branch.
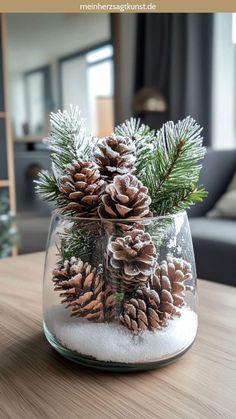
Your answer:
[36,106,97,204]
[139,117,207,215]
[44,105,96,176]
[115,117,156,173]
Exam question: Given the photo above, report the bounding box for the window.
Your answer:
[24,66,52,136]
[60,43,114,136]
[233,13,236,44]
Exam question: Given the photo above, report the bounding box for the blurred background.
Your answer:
[0,13,236,284]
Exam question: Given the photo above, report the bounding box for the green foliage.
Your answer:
[0,191,18,258]
[115,117,154,140]
[57,223,101,267]
[117,116,207,216]
[151,185,207,216]
[35,106,96,205]
[36,108,207,222]
[35,170,59,202]
[115,117,156,174]
[45,105,95,174]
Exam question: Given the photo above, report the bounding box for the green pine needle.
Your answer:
[131,116,207,215]
[44,105,96,175]
[57,224,102,266]
[35,170,59,202]
[35,106,97,209]
[115,117,156,174]
[151,185,207,216]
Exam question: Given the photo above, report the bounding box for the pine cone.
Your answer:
[95,135,136,181]
[59,160,105,217]
[52,257,115,322]
[119,256,193,334]
[120,288,164,334]
[152,256,193,317]
[108,229,157,292]
[99,174,151,220]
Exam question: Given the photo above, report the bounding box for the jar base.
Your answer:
[44,323,195,372]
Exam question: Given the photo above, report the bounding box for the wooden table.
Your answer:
[0,253,236,419]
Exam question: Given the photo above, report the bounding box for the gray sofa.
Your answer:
[189,149,236,286]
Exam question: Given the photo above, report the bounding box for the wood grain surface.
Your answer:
[0,252,236,419]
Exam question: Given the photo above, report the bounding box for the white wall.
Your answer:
[211,13,236,149]
[6,13,110,136]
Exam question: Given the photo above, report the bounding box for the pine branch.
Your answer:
[35,170,60,202]
[138,116,207,215]
[36,106,97,206]
[57,223,102,266]
[151,185,207,216]
[44,105,96,176]
[115,117,156,174]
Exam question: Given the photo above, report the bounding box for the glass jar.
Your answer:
[43,211,197,371]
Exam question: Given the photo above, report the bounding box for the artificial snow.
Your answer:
[44,305,197,364]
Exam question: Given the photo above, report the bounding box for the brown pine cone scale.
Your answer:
[153,256,193,317]
[108,229,157,292]
[120,288,163,334]
[99,174,152,220]
[119,256,193,334]
[95,135,136,181]
[53,257,115,322]
[59,160,105,217]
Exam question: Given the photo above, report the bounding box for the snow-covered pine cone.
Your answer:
[59,160,105,217]
[52,257,115,322]
[94,135,136,181]
[152,256,193,317]
[120,288,164,334]
[107,229,157,292]
[119,256,193,334]
[99,174,152,220]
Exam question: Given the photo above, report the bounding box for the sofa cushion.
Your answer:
[207,171,236,219]
[189,218,236,286]
[189,149,236,217]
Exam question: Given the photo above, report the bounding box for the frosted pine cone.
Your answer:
[52,257,115,322]
[94,135,136,181]
[108,229,157,292]
[120,288,163,334]
[59,160,105,217]
[153,256,193,317]
[99,174,151,220]
[119,256,193,334]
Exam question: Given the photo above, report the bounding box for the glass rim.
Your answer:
[51,209,186,222]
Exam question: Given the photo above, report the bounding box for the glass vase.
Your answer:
[43,211,197,371]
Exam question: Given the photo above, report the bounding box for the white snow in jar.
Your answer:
[44,305,197,364]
